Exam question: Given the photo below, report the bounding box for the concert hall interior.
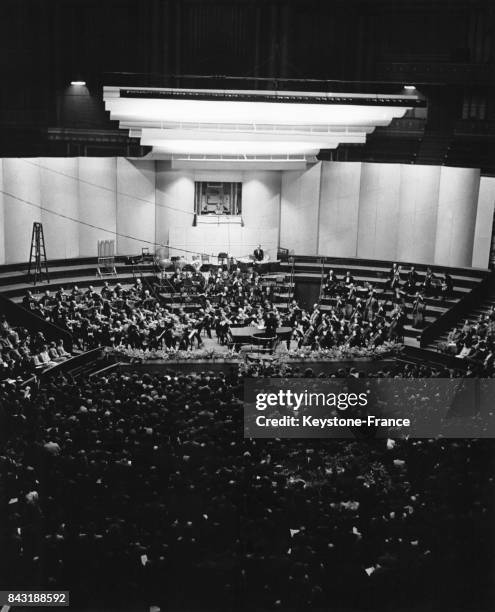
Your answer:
[1,1,495,611]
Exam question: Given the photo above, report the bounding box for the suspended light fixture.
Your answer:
[103,86,424,166]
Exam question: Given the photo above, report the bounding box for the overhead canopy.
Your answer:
[104,86,424,167]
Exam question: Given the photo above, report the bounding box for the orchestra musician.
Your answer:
[412,292,426,328]
[324,269,340,295]
[343,270,355,290]
[388,304,406,341]
[422,267,437,297]
[440,273,453,302]
[404,266,419,294]
[253,244,264,262]
[390,265,402,292]
[364,290,378,322]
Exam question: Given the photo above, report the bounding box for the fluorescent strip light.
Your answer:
[150,140,325,155]
[139,128,366,146]
[119,120,377,134]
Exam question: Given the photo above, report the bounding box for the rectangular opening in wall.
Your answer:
[194,181,242,216]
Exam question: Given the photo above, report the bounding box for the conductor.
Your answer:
[253,244,264,262]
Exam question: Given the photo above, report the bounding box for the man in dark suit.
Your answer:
[253,245,264,261]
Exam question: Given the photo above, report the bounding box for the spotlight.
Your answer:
[404,85,416,91]
[71,80,86,86]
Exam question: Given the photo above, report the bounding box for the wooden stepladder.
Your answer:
[28,222,49,285]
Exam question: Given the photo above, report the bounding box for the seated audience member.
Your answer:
[0,315,72,380]
[456,340,473,359]
[445,327,462,354]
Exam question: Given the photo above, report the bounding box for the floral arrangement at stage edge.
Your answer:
[106,342,400,363]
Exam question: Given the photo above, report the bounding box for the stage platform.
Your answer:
[0,254,489,352]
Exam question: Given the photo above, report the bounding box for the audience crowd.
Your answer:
[2,263,492,608]
[1,361,493,609]
[0,314,71,380]
[441,309,495,371]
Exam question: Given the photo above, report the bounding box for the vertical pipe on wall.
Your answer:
[315,161,323,255]
[253,3,261,86]
[174,0,182,84]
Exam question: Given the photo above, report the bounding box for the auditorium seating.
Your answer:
[427,287,495,352]
[2,364,493,610]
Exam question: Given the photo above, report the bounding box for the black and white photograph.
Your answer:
[1,1,495,611]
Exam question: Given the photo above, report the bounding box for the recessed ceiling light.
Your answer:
[70,80,86,86]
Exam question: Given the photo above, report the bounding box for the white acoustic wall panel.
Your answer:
[472,176,495,268]
[241,171,281,260]
[396,165,441,264]
[40,158,79,260]
[161,169,281,260]
[0,158,490,270]
[0,161,4,265]
[155,165,195,253]
[3,159,42,264]
[168,226,188,259]
[78,158,117,256]
[241,228,279,260]
[170,226,279,260]
[434,166,480,267]
[193,170,243,183]
[116,159,156,255]
[280,162,321,255]
[357,163,401,260]
[318,161,361,257]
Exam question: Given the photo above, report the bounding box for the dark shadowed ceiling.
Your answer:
[1,0,494,172]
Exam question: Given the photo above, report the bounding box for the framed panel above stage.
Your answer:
[194,181,242,216]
